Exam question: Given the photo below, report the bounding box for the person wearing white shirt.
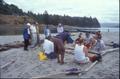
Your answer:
[57,23,64,34]
[43,36,56,59]
[74,38,102,63]
[29,23,37,48]
[30,25,37,33]
[74,38,90,64]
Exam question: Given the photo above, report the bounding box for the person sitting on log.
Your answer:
[92,31,106,53]
[75,32,83,44]
[84,32,93,49]
[74,38,102,64]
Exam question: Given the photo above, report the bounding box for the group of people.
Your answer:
[42,23,65,60]
[23,22,105,65]
[44,23,64,38]
[23,22,39,51]
[23,22,64,51]
[74,31,105,64]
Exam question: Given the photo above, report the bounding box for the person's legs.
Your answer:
[30,34,34,47]
[61,52,64,64]
[24,39,27,50]
[87,53,102,62]
[79,57,90,64]
[26,39,29,49]
[34,33,38,46]
[24,39,29,50]
[87,53,96,62]
[45,53,49,58]
[74,57,90,64]
[32,33,36,47]
[37,34,40,46]
[50,52,57,59]
[46,52,57,59]
[31,33,37,48]
[57,54,60,63]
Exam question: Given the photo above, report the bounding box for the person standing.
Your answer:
[44,25,51,38]
[57,23,64,34]
[35,22,40,46]
[23,23,31,51]
[29,22,37,48]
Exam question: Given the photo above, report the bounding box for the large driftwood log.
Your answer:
[0,42,24,51]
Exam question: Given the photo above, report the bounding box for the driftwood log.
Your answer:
[0,42,24,52]
[0,60,15,69]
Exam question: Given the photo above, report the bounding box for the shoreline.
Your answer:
[0,31,119,44]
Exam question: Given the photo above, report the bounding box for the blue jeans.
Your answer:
[45,52,57,59]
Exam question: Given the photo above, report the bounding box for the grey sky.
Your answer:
[4,0,119,23]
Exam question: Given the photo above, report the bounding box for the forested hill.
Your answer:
[0,0,100,28]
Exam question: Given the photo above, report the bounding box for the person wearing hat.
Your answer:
[23,22,31,51]
[57,23,64,34]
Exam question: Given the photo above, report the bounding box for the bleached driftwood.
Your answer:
[0,42,24,51]
[1,60,15,69]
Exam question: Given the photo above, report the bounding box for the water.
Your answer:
[100,27,119,32]
[78,27,119,32]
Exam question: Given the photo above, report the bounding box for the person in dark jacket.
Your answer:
[23,23,31,50]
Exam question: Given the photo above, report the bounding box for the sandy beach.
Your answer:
[0,31,119,78]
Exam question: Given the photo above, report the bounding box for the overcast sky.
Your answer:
[4,0,119,23]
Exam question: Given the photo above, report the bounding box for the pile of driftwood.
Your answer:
[0,41,24,51]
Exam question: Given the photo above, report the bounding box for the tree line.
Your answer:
[0,0,100,28]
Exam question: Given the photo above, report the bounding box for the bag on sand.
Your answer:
[38,52,47,61]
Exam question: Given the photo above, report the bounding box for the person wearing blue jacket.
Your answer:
[44,25,51,38]
[23,23,31,51]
